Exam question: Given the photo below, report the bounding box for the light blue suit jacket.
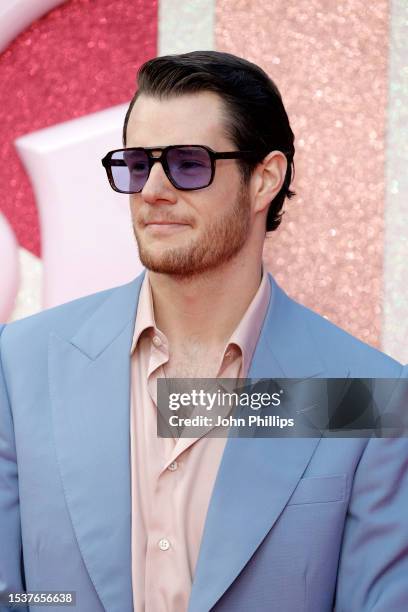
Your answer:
[1,271,408,612]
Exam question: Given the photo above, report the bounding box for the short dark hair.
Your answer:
[123,50,295,232]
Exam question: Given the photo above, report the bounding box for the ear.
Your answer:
[251,151,288,215]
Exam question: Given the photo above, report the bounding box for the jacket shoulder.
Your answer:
[1,281,127,351]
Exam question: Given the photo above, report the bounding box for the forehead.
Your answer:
[126,91,231,148]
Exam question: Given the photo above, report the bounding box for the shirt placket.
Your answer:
[144,333,243,610]
[145,331,190,609]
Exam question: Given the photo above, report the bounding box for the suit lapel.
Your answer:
[49,273,144,612]
[188,275,335,612]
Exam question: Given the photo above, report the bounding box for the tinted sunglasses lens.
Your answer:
[167,146,212,189]
[110,150,149,193]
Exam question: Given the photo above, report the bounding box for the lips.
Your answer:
[142,218,191,235]
[144,220,189,226]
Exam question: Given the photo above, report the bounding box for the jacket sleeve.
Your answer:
[334,365,408,610]
[0,324,28,612]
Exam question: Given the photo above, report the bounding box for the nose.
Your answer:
[140,159,177,205]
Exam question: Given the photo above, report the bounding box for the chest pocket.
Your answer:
[287,474,346,505]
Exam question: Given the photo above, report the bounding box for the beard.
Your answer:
[132,181,251,279]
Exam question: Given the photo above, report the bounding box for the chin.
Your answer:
[138,246,185,274]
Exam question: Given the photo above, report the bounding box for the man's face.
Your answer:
[126,91,252,278]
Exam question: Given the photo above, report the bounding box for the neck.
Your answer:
[148,255,264,351]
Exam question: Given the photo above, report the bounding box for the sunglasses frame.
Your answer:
[101,144,260,193]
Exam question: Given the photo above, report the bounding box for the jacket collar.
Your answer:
[69,271,324,378]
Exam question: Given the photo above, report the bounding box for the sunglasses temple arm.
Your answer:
[214,152,257,160]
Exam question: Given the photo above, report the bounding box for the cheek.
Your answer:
[217,166,242,199]
[190,196,221,226]
[129,197,147,224]
[203,168,242,206]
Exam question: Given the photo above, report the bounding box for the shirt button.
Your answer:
[158,538,171,551]
[152,335,162,347]
[168,461,178,472]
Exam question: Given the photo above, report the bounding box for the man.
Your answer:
[0,51,407,612]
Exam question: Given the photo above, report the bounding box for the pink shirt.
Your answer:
[130,268,271,611]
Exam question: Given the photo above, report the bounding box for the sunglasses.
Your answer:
[101,145,259,193]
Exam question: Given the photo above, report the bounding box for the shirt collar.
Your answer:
[130,265,271,368]
[130,272,157,354]
[225,264,271,377]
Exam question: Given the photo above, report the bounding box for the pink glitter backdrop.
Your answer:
[1,0,397,352]
[216,0,389,347]
[0,0,157,257]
